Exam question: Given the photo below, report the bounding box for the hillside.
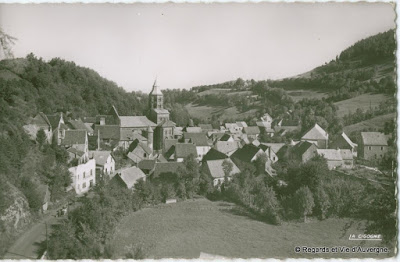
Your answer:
[0,54,150,256]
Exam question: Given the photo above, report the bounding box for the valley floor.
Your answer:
[112,198,394,259]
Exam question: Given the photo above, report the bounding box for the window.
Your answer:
[381,146,383,150]
[144,153,147,157]
[90,169,92,177]
[83,172,86,178]
[83,182,86,188]
[368,146,371,150]
[90,180,94,187]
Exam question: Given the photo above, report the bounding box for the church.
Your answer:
[148,79,176,152]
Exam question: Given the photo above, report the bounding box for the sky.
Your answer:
[0,2,396,93]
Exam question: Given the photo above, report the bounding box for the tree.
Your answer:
[315,185,330,220]
[222,159,233,182]
[0,28,16,60]
[36,129,47,149]
[294,186,315,222]
[254,153,268,176]
[253,183,281,224]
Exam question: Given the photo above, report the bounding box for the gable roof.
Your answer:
[82,116,96,123]
[215,141,239,155]
[158,119,176,127]
[153,162,184,178]
[341,132,357,148]
[292,141,316,158]
[236,121,248,128]
[198,124,213,131]
[116,166,146,189]
[164,139,178,153]
[120,129,147,141]
[119,116,156,128]
[206,159,240,179]
[94,125,120,140]
[138,159,156,171]
[184,126,202,133]
[361,132,388,146]
[31,112,51,127]
[61,130,87,145]
[317,149,343,161]
[231,144,263,163]
[67,119,93,133]
[128,139,153,155]
[243,126,260,135]
[90,150,112,166]
[260,143,286,153]
[219,134,233,141]
[183,132,209,146]
[46,113,63,129]
[153,108,170,114]
[302,123,329,141]
[67,147,85,157]
[202,148,228,162]
[175,143,197,158]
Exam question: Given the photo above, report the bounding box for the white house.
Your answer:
[90,150,115,177]
[68,159,96,195]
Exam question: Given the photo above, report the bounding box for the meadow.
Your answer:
[343,113,395,134]
[112,198,394,259]
[334,93,391,118]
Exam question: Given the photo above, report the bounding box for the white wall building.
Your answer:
[68,159,96,195]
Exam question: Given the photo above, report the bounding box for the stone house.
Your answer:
[301,123,329,149]
[358,132,388,161]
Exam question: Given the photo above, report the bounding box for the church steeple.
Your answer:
[149,77,163,110]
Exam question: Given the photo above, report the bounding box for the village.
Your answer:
[22,79,391,208]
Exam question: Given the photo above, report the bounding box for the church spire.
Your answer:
[150,77,162,96]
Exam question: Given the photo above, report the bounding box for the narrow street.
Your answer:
[4,210,62,259]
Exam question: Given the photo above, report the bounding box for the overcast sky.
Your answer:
[0,3,395,93]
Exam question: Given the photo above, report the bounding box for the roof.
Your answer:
[116,166,146,189]
[256,121,269,128]
[150,78,163,96]
[243,126,260,135]
[340,149,353,160]
[61,130,87,145]
[292,141,316,158]
[317,149,343,161]
[90,151,112,166]
[185,127,202,133]
[164,139,178,153]
[153,162,184,177]
[361,132,388,146]
[128,139,153,155]
[225,123,239,130]
[158,119,176,127]
[138,159,156,171]
[175,143,197,158]
[261,143,285,154]
[202,148,228,162]
[96,115,118,125]
[184,132,209,146]
[120,129,147,141]
[261,113,272,121]
[215,141,239,155]
[210,132,225,141]
[219,134,233,141]
[46,113,63,129]
[119,116,156,128]
[174,127,183,136]
[198,124,213,131]
[94,125,120,140]
[82,116,96,123]
[153,108,170,114]
[341,132,357,148]
[206,159,240,179]
[302,123,329,141]
[236,121,248,128]
[231,144,262,163]
[67,147,85,157]
[281,119,300,127]
[31,112,51,127]
[67,119,93,133]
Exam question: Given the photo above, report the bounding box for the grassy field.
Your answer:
[185,103,257,122]
[334,93,392,118]
[343,113,395,134]
[112,199,394,259]
[196,88,232,97]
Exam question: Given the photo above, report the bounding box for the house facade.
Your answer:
[68,159,96,195]
[358,132,388,161]
[301,123,329,149]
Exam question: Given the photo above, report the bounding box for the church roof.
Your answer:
[152,108,170,114]
[150,78,163,96]
[119,116,156,128]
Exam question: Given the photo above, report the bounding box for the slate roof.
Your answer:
[361,132,388,146]
[90,150,112,166]
[206,159,240,179]
[317,149,343,161]
[67,147,85,157]
[198,124,213,131]
[183,132,209,146]
[292,141,316,158]
[150,79,163,96]
[158,119,176,127]
[302,123,329,140]
[164,139,178,153]
[116,166,146,189]
[261,143,285,153]
[119,116,156,128]
[46,114,63,130]
[153,162,184,178]
[236,121,248,128]
[210,132,225,141]
[231,144,262,163]
[341,132,357,148]
[96,115,118,125]
[175,143,197,158]
[202,148,228,162]
[138,159,156,171]
[256,121,270,128]
[61,130,87,145]
[94,125,120,140]
[120,129,147,141]
[31,112,51,127]
[244,126,260,135]
[82,116,96,123]
[67,119,93,133]
[215,141,239,155]
[128,139,153,155]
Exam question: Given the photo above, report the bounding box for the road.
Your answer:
[4,210,62,259]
